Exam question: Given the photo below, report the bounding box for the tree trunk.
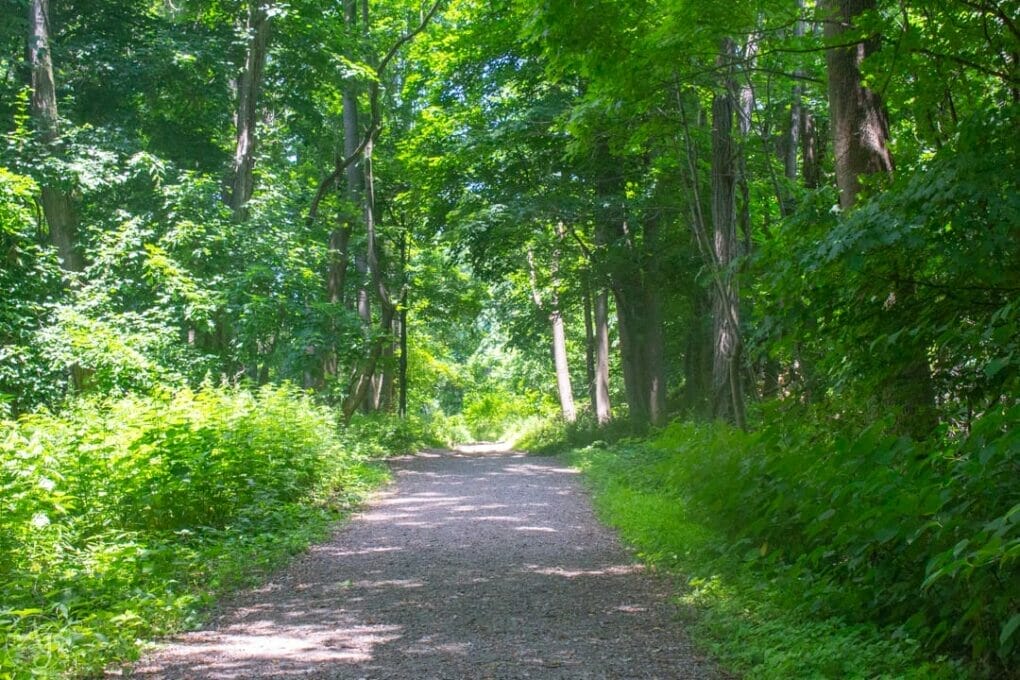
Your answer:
[229,0,272,220]
[398,228,409,418]
[593,140,665,427]
[374,338,395,411]
[612,270,666,428]
[528,244,576,424]
[783,0,806,212]
[710,40,747,429]
[342,135,398,421]
[821,0,893,210]
[341,305,396,423]
[582,277,612,425]
[801,110,824,189]
[822,0,936,437]
[592,288,613,425]
[28,0,81,273]
[550,307,576,423]
[325,0,363,381]
[583,282,597,416]
[327,226,352,306]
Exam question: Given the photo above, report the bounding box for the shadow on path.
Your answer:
[128,451,714,679]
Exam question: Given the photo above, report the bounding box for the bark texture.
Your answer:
[709,41,747,429]
[229,0,272,219]
[592,288,612,425]
[528,244,577,424]
[821,0,894,210]
[28,0,81,272]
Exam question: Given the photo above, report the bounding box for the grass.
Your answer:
[564,442,963,680]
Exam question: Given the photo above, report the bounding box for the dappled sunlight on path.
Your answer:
[128,450,715,679]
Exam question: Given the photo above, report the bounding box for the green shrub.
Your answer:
[462,388,543,441]
[568,403,1019,676]
[341,412,444,457]
[0,384,387,677]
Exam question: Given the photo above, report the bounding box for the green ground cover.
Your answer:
[0,384,394,678]
[515,408,1018,679]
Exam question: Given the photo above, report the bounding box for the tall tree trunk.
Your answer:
[398,227,409,418]
[374,337,395,411]
[821,0,893,211]
[592,288,613,425]
[325,0,362,381]
[783,1,806,212]
[822,0,935,437]
[801,110,824,189]
[341,136,397,422]
[710,40,747,429]
[528,243,576,424]
[28,0,81,272]
[582,276,612,425]
[589,155,616,426]
[583,281,597,416]
[550,307,576,423]
[593,141,664,427]
[229,0,272,219]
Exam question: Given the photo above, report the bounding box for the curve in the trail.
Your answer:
[130,450,717,679]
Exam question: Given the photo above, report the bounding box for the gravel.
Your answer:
[127,448,718,679]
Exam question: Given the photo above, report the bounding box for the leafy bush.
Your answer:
[568,405,1019,677]
[0,384,387,677]
[512,412,645,454]
[0,169,64,414]
[341,412,444,457]
[462,387,539,441]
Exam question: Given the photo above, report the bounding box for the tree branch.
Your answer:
[308,0,444,224]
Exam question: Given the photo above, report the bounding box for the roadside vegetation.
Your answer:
[513,405,1019,679]
[2,0,1016,677]
[0,385,396,677]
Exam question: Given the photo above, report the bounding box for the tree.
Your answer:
[527,225,577,423]
[27,0,80,272]
[821,0,894,210]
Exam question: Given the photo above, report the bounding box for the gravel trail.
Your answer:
[129,448,716,679]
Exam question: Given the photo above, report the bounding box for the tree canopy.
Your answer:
[1,0,1018,675]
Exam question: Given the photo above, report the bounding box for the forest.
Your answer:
[1,0,1017,677]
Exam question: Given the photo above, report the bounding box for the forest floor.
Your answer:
[124,448,719,679]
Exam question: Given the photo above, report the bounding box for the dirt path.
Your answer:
[129,449,716,679]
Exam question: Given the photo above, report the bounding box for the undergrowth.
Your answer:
[0,384,390,678]
[547,404,1019,679]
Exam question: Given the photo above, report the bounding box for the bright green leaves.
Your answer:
[0,384,390,677]
[0,169,64,414]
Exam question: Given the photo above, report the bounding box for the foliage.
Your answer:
[560,404,1019,678]
[756,103,1020,433]
[0,384,389,678]
[1,0,1017,675]
[341,412,444,457]
[511,411,637,454]
[0,169,63,414]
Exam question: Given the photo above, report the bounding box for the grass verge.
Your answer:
[566,442,963,680]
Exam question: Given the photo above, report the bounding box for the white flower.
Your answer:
[31,512,50,529]
[38,477,55,492]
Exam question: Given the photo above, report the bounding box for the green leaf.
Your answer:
[1001,614,1020,647]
